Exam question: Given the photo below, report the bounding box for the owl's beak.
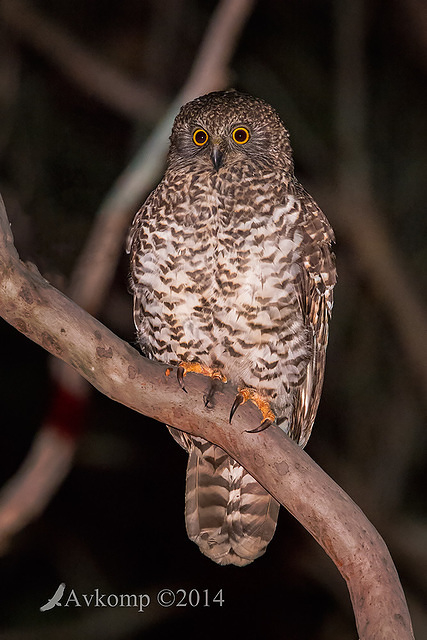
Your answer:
[211,145,223,171]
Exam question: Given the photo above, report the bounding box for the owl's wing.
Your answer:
[126,189,163,358]
[126,206,152,357]
[288,188,336,446]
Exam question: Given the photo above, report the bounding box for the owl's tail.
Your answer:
[168,428,280,566]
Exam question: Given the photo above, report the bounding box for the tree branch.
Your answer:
[0,427,75,553]
[0,0,257,556]
[0,197,415,638]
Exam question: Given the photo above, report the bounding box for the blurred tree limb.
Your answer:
[0,0,256,550]
[68,0,255,314]
[333,0,427,399]
[334,0,427,398]
[326,190,427,399]
[395,0,427,71]
[0,0,165,122]
[0,196,415,640]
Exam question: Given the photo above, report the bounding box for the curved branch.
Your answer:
[0,427,75,553]
[0,200,415,638]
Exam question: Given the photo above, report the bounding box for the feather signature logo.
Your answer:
[40,583,66,611]
[39,584,223,613]
[39,583,151,613]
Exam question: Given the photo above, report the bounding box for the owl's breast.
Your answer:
[134,181,307,389]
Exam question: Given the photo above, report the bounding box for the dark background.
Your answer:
[0,1,426,638]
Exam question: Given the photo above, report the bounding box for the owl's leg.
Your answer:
[175,361,227,394]
[229,388,275,432]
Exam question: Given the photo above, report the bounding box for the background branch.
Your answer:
[0,0,256,556]
[0,0,165,122]
[0,193,415,639]
[333,0,427,398]
[68,0,255,314]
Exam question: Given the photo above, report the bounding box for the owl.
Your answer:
[127,90,336,566]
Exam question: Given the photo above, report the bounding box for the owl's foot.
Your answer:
[229,388,275,432]
[175,361,227,394]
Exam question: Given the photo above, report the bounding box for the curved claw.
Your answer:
[230,387,275,431]
[175,361,226,396]
[246,418,273,433]
[229,393,244,423]
[177,366,188,393]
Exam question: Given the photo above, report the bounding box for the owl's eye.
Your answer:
[193,128,209,146]
[232,127,250,144]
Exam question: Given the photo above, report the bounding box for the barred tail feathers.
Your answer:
[168,428,280,566]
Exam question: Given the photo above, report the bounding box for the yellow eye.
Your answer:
[193,128,209,146]
[232,127,250,144]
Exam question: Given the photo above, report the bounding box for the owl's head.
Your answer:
[167,90,294,174]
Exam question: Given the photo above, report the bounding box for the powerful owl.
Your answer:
[127,90,336,566]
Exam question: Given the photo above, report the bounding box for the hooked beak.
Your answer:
[211,145,223,171]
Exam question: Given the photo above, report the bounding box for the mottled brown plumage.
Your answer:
[127,90,336,566]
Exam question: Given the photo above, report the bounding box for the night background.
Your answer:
[0,0,426,638]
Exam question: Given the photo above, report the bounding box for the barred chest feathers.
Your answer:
[132,172,309,410]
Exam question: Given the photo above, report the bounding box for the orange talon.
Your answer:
[175,361,227,393]
[229,388,275,432]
